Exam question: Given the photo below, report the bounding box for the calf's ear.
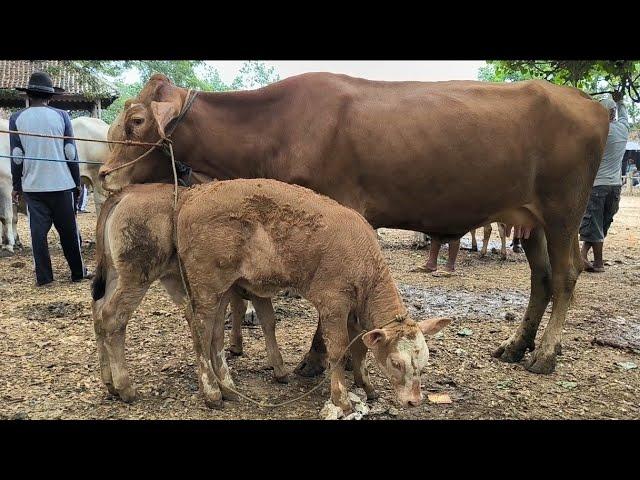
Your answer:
[362,329,388,349]
[418,317,452,336]
[150,100,181,139]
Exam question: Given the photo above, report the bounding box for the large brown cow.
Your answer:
[100,72,609,375]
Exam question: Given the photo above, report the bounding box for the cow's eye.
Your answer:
[132,118,144,126]
[391,359,403,370]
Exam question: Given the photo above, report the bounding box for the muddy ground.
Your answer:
[1,195,639,420]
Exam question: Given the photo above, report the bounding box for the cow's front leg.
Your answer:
[294,319,328,377]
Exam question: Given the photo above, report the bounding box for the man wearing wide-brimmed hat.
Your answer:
[9,71,91,286]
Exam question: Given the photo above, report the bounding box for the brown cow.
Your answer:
[100,72,609,375]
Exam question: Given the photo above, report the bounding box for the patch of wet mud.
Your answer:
[398,283,529,320]
[20,301,85,322]
[590,314,640,352]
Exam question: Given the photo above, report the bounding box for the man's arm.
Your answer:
[62,111,81,189]
[616,101,629,130]
[9,114,24,195]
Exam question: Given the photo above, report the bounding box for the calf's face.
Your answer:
[363,317,451,408]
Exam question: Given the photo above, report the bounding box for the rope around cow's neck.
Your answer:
[169,152,404,409]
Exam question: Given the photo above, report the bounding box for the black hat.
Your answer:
[15,71,65,95]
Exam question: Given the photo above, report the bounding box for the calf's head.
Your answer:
[99,74,187,192]
[362,316,451,408]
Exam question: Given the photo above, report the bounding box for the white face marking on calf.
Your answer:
[388,334,430,387]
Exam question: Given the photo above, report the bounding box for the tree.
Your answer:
[230,61,280,90]
[479,60,640,131]
[480,60,640,101]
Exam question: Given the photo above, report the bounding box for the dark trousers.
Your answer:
[23,190,84,285]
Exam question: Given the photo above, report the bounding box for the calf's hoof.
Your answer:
[228,345,243,356]
[220,387,240,402]
[513,245,523,253]
[274,372,290,384]
[105,382,119,397]
[344,356,353,372]
[525,348,557,374]
[204,396,224,409]
[500,253,507,261]
[492,336,534,363]
[118,385,138,403]
[294,353,327,378]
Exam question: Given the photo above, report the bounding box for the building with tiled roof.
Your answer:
[0,60,118,118]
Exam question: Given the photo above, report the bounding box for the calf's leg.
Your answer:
[294,319,328,377]
[498,223,507,260]
[229,292,247,356]
[480,224,492,257]
[470,228,478,251]
[99,283,150,402]
[348,314,377,400]
[251,296,288,383]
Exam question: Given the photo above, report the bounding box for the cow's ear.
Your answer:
[418,317,452,336]
[362,329,388,349]
[150,100,181,139]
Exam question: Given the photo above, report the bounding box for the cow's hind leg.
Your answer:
[251,296,289,383]
[493,227,551,363]
[471,228,478,251]
[525,232,581,374]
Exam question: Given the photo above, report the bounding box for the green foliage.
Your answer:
[479,60,640,101]
[97,60,281,125]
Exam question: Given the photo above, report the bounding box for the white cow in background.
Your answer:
[0,116,110,255]
[0,119,19,254]
[73,117,109,216]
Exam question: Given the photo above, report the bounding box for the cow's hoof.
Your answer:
[479,251,487,258]
[118,386,138,403]
[228,345,243,356]
[294,354,326,377]
[513,245,523,253]
[471,245,478,252]
[0,248,14,258]
[492,336,533,363]
[525,348,557,374]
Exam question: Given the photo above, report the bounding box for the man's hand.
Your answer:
[612,90,623,102]
[11,190,21,205]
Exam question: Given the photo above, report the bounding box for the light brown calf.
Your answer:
[176,179,451,414]
[90,184,287,404]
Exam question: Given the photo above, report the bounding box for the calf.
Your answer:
[177,179,451,414]
[91,184,287,404]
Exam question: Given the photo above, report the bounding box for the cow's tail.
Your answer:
[91,260,106,301]
[91,190,124,301]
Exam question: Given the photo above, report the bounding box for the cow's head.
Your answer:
[100,74,187,192]
[362,316,451,408]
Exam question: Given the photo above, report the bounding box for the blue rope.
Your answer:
[0,153,103,165]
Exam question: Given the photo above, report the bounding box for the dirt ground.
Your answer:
[1,195,639,420]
